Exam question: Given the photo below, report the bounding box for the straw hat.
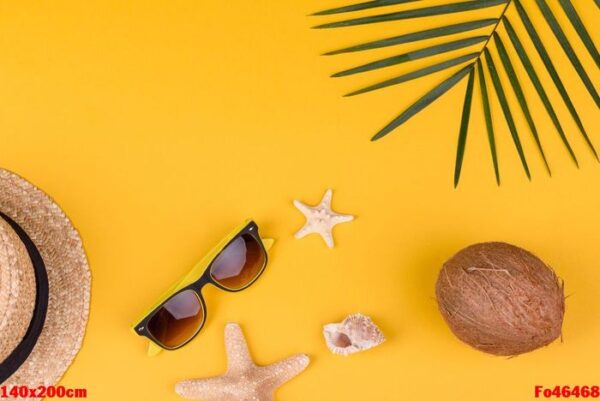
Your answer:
[0,169,90,397]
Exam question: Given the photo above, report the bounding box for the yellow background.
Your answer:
[1,1,599,400]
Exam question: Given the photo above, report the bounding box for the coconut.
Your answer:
[435,242,564,356]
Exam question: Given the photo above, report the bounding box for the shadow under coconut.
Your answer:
[399,234,467,332]
[540,250,597,347]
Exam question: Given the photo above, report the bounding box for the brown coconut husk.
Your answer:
[436,242,564,356]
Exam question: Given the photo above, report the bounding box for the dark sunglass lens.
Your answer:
[147,289,204,348]
[210,234,266,290]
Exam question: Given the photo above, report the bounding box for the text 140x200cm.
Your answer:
[1,385,87,399]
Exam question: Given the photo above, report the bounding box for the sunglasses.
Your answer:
[132,220,272,354]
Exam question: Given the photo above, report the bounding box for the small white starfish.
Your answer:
[293,189,354,248]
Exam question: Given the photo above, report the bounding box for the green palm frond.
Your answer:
[513,0,597,160]
[312,0,422,16]
[558,0,600,68]
[476,59,500,184]
[454,67,476,187]
[313,0,600,185]
[331,36,487,77]
[314,0,508,28]
[483,47,531,180]
[535,0,600,107]
[324,19,497,55]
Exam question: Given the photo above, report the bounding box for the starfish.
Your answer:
[175,323,310,401]
[293,189,354,248]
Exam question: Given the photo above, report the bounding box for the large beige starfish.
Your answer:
[175,323,310,401]
[294,189,354,248]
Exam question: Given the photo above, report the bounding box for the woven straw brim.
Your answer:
[0,217,36,362]
[0,169,90,399]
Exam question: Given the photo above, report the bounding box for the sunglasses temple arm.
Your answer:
[147,341,163,357]
[261,237,275,251]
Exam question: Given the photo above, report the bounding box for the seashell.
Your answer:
[323,313,385,356]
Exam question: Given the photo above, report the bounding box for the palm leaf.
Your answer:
[314,0,508,28]
[372,65,473,141]
[513,0,598,159]
[332,36,486,77]
[535,0,600,107]
[325,19,498,55]
[346,52,478,96]
[476,59,500,185]
[313,0,599,185]
[313,0,421,16]
[502,17,578,166]
[558,0,600,68]
[493,32,550,175]
[483,48,530,179]
[454,68,476,187]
